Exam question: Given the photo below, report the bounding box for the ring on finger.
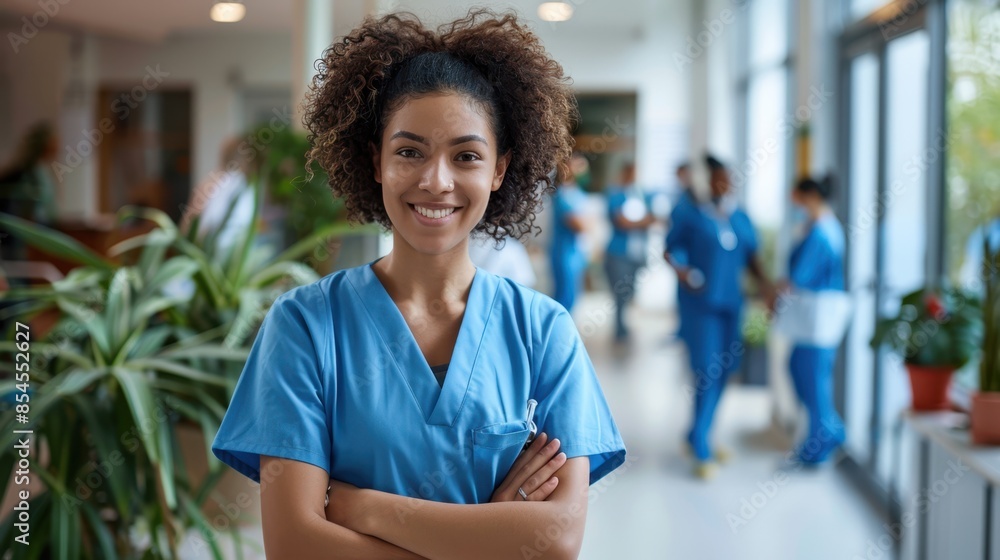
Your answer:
[518,487,528,501]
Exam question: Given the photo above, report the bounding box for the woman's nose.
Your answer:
[418,158,455,194]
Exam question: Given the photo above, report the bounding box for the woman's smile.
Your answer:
[410,203,462,225]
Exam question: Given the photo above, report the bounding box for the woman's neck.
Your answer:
[373,232,476,306]
[809,202,831,221]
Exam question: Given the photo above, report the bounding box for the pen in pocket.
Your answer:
[523,398,537,450]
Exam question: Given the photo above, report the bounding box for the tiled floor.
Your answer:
[574,291,887,560]
[184,288,887,559]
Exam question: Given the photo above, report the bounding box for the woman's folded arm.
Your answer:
[259,456,428,560]
[327,457,590,560]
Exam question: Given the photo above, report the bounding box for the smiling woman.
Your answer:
[211,9,626,560]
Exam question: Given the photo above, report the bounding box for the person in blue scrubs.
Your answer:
[667,162,697,344]
[550,153,590,312]
[960,209,1000,289]
[664,154,772,479]
[212,12,625,558]
[604,162,656,341]
[779,176,847,464]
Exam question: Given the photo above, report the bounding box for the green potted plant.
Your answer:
[872,287,983,410]
[0,200,353,558]
[972,239,1000,444]
[0,211,252,558]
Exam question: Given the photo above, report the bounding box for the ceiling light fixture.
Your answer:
[538,2,573,22]
[211,1,246,23]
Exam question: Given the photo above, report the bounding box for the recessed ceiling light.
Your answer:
[211,1,246,23]
[538,2,573,22]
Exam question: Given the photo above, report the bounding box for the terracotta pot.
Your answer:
[905,364,954,411]
[971,392,1000,445]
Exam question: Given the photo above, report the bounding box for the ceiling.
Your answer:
[0,0,662,43]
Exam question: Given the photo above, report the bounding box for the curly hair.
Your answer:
[302,9,577,241]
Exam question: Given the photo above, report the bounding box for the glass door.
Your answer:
[843,52,880,467]
[875,29,931,487]
[839,20,934,497]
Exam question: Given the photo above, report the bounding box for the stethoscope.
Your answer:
[699,197,738,252]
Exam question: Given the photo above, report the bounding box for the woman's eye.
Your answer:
[457,152,481,162]
[397,149,420,158]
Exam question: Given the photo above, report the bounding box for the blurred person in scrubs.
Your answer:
[775,175,847,464]
[469,231,537,288]
[212,11,625,559]
[960,206,1000,288]
[550,152,591,311]
[665,154,772,479]
[667,161,696,344]
[604,161,657,341]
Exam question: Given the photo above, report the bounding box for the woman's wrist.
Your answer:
[356,487,391,536]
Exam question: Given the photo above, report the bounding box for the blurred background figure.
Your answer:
[960,205,1000,288]
[549,152,590,311]
[667,161,696,343]
[180,136,259,259]
[664,154,772,479]
[469,232,537,288]
[776,175,847,465]
[604,161,656,342]
[0,123,59,260]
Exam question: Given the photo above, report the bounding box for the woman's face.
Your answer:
[373,92,510,256]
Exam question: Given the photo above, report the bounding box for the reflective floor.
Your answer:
[578,290,887,560]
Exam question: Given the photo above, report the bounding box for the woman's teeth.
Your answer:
[414,206,456,219]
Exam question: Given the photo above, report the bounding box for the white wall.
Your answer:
[98,31,292,190]
[538,18,691,189]
[3,0,696,218]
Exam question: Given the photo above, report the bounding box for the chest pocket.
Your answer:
[471,420,531,502]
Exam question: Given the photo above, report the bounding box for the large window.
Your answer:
[946,0,1000,392]
[736,0,792,274]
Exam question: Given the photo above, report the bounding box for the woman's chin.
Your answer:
[396,231,469,257]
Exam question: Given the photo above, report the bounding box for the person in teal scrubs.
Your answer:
[212,11,625,558]
[779,175,847,464]
[665,154,772,479]
[604,162,656,341]
[550,153,590,311]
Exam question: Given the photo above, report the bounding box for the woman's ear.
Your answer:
[370,142,382,184]
[491,151,512,192]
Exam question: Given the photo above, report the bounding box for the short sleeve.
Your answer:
[790,233,832,290]
[665,202,691,259]
[554,191,577,219]
[606,190,625,222]
[211,286,332,483]
[530,296,626,485]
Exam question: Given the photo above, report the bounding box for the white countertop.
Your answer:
[905,410,1000,487]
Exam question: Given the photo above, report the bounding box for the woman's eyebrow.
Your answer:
[389,131,488,147]
[390,130,428,144]
[450,134,488,146]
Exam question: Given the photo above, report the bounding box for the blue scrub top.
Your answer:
[666,190,697,268]
[606,186,653,261]
[552,185,587,259]
[212,263,626,504]
[789,213,845,291]
[665,200,758,311]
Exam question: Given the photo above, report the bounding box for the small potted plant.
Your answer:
[972,239,1000,444]
[872,287,982,411]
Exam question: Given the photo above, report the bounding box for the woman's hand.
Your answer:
[490,432,567,503]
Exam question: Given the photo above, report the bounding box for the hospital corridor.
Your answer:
[2,0,999,558]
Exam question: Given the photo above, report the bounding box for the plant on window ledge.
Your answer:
[871,287,983,410]
[972,238,1000,444]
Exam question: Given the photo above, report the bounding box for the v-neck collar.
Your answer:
[346,261,497,427]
